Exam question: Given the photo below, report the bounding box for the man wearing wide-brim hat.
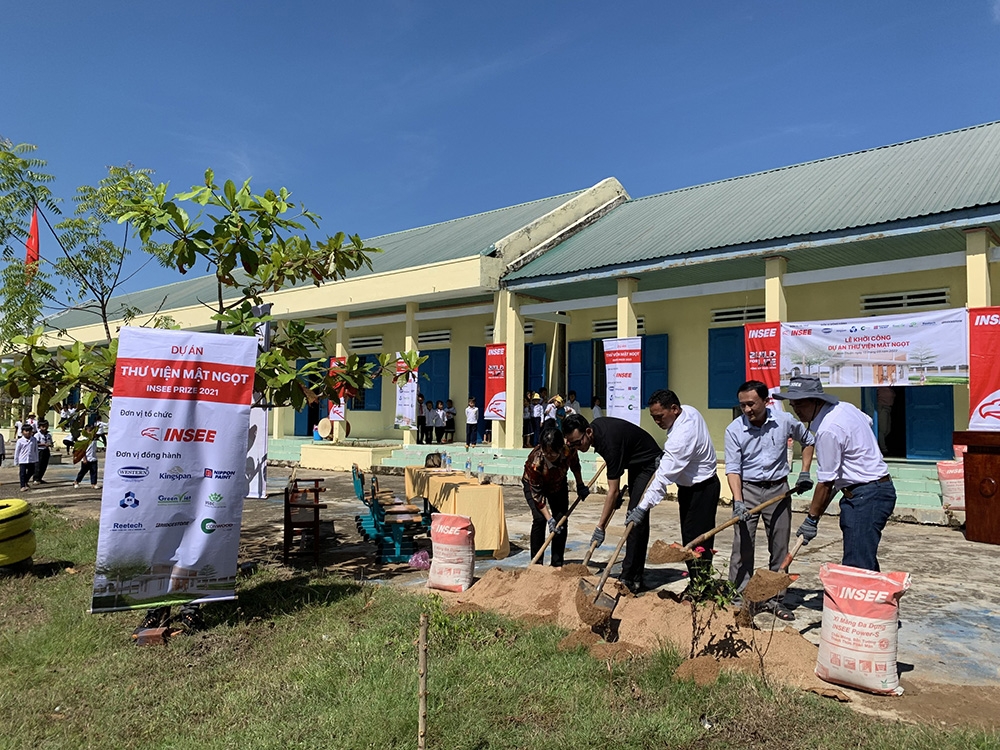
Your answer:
[774,375,896,572]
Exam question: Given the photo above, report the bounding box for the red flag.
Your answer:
[25,206,40,273]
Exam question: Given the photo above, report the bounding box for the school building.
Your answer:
[45,120,1000,518]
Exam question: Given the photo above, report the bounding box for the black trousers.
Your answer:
[416,417,426,444]
[678,474,721,575]
[35,448,50,481]
[19,463,34,488]
[434,426,445,443]
[465,424,477,445]
[76,460,98,486]
[522,479,569,567]
[620,463,657,583]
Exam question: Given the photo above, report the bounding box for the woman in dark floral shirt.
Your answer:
[522,426,588,567]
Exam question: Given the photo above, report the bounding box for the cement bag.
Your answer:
[817,563,911,695]
[937,460,965,511]
[427,513,475,592]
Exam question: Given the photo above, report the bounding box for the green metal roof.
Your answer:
[48,190,583,330]
[507,120,1000,283]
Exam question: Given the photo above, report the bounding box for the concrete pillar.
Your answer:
[494,290,524,449]
[765,256,788,322]
[965,228,994,308]
[332,312,349,443]
[617,277,638,337]
[272,406,286,439]
[403,301,419,446]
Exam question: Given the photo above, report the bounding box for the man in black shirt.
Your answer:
[563,414,662,593]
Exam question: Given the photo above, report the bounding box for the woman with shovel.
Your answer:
[522,426,589,568]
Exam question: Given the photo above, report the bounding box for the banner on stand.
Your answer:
[603,337,642,425]
[484,343,506,420]
[394,353,418,429]
[91,328,256,613]
[745,308,968,388]
[328,356,346,421]
[969,307,1000,430]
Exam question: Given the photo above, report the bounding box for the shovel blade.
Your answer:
[576,579,618,627]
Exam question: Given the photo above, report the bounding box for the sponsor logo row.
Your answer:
[118,466,239,482]
[111,517,235,534]
[117,490,229,509]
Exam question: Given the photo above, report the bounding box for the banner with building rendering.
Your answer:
[745,308,968,389]
[969,307,1000,430]
[603,337,642,425]
[91,328,257,613]
[484,343,506,420]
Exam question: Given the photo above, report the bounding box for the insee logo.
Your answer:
[747,328,777,339]
[974,314,1000,326]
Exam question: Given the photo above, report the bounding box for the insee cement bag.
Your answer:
[817,563,911,695]
[427,513,476,592]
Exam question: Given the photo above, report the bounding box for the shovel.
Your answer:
[647,488,795,564]
[527,461,606,566]
[576,521,635,628]
[742,536,806,604]
[581,483,628,566]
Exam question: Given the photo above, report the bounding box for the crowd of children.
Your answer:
[3,404,102,491]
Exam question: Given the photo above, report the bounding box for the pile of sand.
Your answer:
[450,567,845,698]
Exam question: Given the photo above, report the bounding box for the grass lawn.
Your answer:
[1,505,997,749]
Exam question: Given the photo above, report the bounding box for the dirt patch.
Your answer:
[574,581,614,629]
[647,539,694,564]
[557,628,601,651]
[456,567,597,630]
[588,641,644,662]
[447,602,484,615]
[675,655,727,686]
[743,569,796,603]
[556,563,592,576]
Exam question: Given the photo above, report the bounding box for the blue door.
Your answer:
[526,343,547,395]
[468,346,486,441]
[567,340,593,407]
[904,385,953,460]
[420,349,451,408]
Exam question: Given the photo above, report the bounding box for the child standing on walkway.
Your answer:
[443,399,457,444]
[74,437,100,489]
[15,424,38,491]
[465,397,479,448]
[34,420,54,484]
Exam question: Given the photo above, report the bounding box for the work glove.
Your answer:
[796,515,819,544]
[733,500,752,524]
[577,484,591,502]
[625,505,648,526]
[590,526,605,547]
[794,471,814,493]
[547,517,558,536]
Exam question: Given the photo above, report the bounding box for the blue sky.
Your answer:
[5,0,1000,295]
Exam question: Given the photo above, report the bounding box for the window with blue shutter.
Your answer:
[567,340,593,407]
[641,334,669,403]
[708,326,746,409]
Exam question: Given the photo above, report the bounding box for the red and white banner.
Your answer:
[969,307,1000,430]
[745,322,781,389]
[328,356,346,421]
[603,337,642,425]
[484,343,506,420]
[745,308,968,389]
[91,328,257,613]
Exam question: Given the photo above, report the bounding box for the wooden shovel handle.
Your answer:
[593,522,634,602]
[527,461,607,567]
[683,490,792,552]
[582,538,600,566]
[779,536,806,573]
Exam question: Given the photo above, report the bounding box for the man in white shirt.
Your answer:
[626,389,720,575]
[774,375,896,572]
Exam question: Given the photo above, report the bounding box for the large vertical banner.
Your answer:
[603,337,642,425]
[969,307,1000,430]
[91,328,257,613]
[745,322,781,389]
[328,356,346,422]
[394,353,418,429]
[484,343,506,420]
